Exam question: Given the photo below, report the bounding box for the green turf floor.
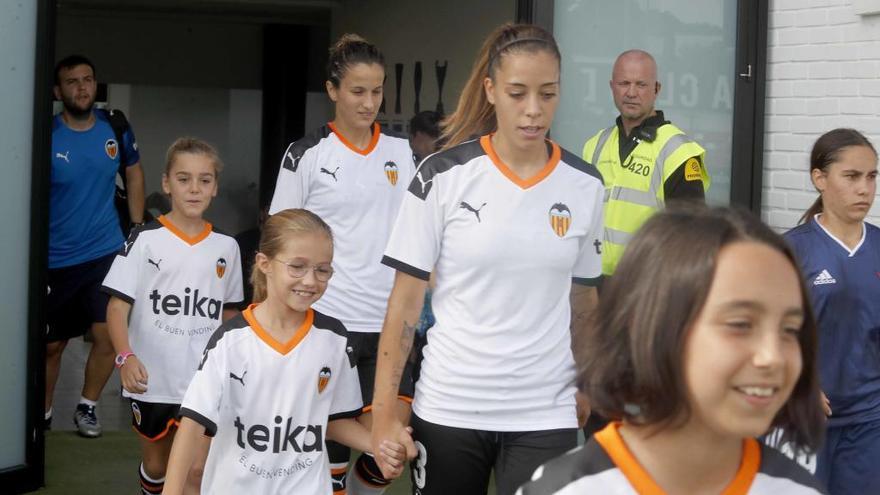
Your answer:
[28,431,439,494]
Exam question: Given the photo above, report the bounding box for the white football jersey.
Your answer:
[180,306,362,495]
[518,423,826,495]
[383,135,604,431]
[269,123,415,333]
[102,216,244,403]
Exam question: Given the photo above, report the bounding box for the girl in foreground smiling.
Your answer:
[518,207,827,495]
[163,209,411,495]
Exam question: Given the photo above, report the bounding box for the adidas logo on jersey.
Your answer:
[149,287,222,320]
[813,269,836,285]
[234,416,323,453]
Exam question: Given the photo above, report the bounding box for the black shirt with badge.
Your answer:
[615,111,705,202]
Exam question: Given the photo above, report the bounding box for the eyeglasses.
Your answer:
[273,259,334,282]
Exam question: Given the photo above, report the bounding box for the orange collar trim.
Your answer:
[594,422,760,495]
[158,215,212,246]
[243,304,314,356]
[328,121,380,156]
[480,134,560,190]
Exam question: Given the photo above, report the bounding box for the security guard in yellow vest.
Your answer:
[584,49,710,276]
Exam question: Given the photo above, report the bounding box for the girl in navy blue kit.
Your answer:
[785,128,880,494]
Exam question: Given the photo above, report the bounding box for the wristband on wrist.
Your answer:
[115,351,135,369]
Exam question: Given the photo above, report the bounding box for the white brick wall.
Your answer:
[764,0,880,230]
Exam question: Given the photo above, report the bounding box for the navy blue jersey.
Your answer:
[50,109,140,268]
[785,217,880,427]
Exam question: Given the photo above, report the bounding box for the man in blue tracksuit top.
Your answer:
[47,54,145,437]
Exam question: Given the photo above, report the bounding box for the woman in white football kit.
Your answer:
[163,209,412,495]
[269,34,416,494]
[519,208,828,495]
[370,24,604,495]
[103,138,244,495]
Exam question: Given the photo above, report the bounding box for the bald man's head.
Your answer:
[610,50,660,130]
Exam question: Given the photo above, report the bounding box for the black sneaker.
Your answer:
[73,403,102,438]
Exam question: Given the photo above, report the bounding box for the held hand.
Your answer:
[376,440,407,479]
[576,392,591,428]
[821,391,832,417]
[371,418,408,479]
[397,426,417,460]
[120,356,148,394]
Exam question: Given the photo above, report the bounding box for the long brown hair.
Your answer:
[580,206,824,453]
[440,23,560,149]
[801,128,877,223]
[251,209,333,304]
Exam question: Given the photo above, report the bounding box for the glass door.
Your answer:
[0,0,53,491]
[524,0,767,208]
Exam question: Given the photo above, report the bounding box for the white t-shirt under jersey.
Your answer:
[269,122,415,333]
[383,135,604,431]
[101,216,244,404]
[180,305,363,495]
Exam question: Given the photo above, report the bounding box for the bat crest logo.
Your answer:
[216,258,227,278]
[549,203,572,238]
[318,366,332,393]
[131,402,142,426]
[384,161,399,185]
[105,139,118,159]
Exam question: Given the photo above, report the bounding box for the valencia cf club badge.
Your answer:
[549,203,572,238]
[216,258,227,278]
[105,139,119,159]
[318,366,331,393]
[131,402,142,426]
[384,161,399,186]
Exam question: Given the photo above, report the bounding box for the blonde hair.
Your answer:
[164,137,223,176]
[440,23,560,149]
[251,209,334,303]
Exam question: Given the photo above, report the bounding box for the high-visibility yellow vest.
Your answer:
[583,122,709,275]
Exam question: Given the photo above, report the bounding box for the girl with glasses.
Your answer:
[164,209,412,494]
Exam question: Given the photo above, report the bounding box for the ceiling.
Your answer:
[57,0,340,24]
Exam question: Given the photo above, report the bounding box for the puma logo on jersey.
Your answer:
[55,151,70,163]
[284,151,302,172]
[320,167,340,181]
[549,203,572,237]
[460,201,487,222]
[234,416,324,453]
[415,171,433,194]
[148,258,162,271]
[229,370,246,387]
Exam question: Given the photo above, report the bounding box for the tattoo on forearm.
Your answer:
[390,320,416,388]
